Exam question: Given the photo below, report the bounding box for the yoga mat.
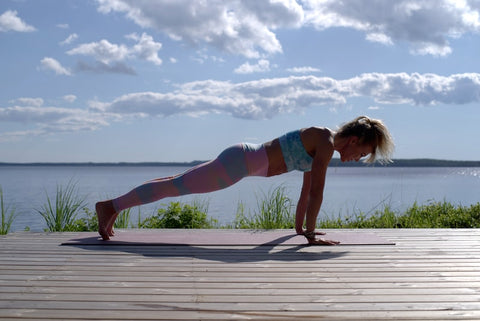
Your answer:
[62,230,395,246]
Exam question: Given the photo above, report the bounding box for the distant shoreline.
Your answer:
[1,159,480,167]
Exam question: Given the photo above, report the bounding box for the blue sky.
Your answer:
[1,0,480,163]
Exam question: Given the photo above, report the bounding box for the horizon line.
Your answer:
[1,158,480,167]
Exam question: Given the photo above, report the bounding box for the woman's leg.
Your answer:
[96,143,268,239]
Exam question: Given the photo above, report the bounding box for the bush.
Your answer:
[71,207,136,232]
[139,201,216,229]
[69,208,96,232]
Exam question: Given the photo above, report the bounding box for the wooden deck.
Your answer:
[1,229,480,320]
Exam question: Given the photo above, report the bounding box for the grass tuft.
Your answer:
[0,186,17,235]
[234,185,295,229]
[36,180,87,232]
[115,208,133,229]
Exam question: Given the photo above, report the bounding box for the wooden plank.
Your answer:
[2,299,480,312]
[1,308,479,321]
[2,267,480,277]
[2,274,480,284]
[1,229,480,321]
[2,264,480,273]
[0,285,478,296]
[2,279,480,290]
[2,292,480,304]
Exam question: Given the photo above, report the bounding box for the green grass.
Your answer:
[0,186,17,235]
[233,185,295,229]
[317,201,480,229]
[231,189,480,229]
[36,180,87,232]
[70,207,134,231]
[7,181,480,233]
[399,201,480,228]
[114,208,133,228]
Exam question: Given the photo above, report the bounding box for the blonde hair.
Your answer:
[337,116,394,164]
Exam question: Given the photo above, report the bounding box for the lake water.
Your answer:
[1,165,479,232]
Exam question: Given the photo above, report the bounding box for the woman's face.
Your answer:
[339,137,374,162]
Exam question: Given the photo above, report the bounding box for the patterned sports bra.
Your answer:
[278,130,313,172]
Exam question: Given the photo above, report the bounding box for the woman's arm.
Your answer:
[304,158,340,245]
[302,130,339,245]
[304,158,328,233]
[295,172,311,234]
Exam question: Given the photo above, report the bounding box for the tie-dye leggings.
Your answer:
[112,143,269,212]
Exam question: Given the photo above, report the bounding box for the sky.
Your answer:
[1,0,480,163]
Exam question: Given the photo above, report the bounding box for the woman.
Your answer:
[96,116,394,244]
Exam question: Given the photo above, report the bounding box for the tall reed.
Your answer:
[0,186,17,235]
[115,208,132,228]
[234,185,295,229]
[37,180,87,232]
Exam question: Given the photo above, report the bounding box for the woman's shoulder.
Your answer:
[302,126,334,141]
[301,127,334,155]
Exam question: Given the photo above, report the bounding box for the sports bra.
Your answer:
[278,130,313,172]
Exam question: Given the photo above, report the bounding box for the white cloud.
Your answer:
[75,60,136,75]
[67,39,130,64]
[100,73,480,120]
[1,106,76,123]
[66,33,163,72]
[102,76,345,119]
[3,72,480,139]
[287,66,322,74]
[56,23,69,29]
[0,106,104,127]
[126,32,162,65]
[365,33,393,45]
[193,49,225,64]
[0,105,109,138]
[0,129,43,142]
[60,33,78,46]
[303,0,480,56]
[94,0,480,57]
[63,95,77,103]
[348,72,480,105]
[39,57,72,76]
[410,43,453,57]
[95,0,303,58]
[234,59,271,74]
[0,10,36,32]
[10,97,44,107]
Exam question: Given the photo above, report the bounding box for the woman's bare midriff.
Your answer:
[263,139,287,177]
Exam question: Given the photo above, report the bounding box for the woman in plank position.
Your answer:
[96,116,394,244]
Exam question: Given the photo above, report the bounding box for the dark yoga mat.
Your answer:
[62,230,395,246]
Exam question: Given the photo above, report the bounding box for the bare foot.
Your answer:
[307,238,340,246]
[106,212,119,237]
[96,201,116,240]
[298,230,326,236]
